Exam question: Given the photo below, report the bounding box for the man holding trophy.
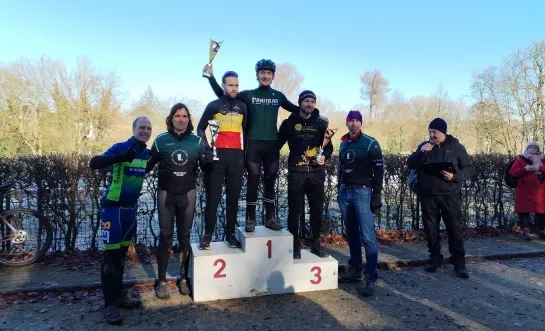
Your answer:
[203,55,301,233]
[197,70,247,250]
[277,90,335,259]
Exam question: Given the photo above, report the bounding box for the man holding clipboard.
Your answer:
[407,118,475,279]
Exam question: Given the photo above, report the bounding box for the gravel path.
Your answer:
[1,257,544,331]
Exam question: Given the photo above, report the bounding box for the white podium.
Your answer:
[190,226,338,302]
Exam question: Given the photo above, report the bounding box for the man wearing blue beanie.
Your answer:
[407,117,475,279]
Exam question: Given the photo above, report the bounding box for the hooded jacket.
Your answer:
[407,135,475,196]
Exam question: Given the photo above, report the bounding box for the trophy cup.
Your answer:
[202,39,223,78]
[316,128,338,160]
[208,120,220,161]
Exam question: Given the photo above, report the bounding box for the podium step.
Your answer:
[190,227,338,302]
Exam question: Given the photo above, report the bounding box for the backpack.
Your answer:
[504,156,530,188]
[408,169,419,194]
[408,140,430,194]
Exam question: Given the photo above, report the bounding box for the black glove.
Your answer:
[203,151,217,164]
[114,147,136,163]
[370,193,382,214]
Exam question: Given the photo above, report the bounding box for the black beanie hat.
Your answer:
[428,118,447,135]
[298,90,316,104]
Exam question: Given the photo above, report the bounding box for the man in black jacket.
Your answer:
[278,90,333,259]
[407,118,475,278]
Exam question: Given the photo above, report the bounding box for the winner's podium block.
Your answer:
[190,226,338,303]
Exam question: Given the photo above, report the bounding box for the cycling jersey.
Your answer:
[208,77,298,140]
[101,137,150,207]
[338,131,384,195]
[278,110,333,171]
[197,95,247,149]
[147,130,210,194]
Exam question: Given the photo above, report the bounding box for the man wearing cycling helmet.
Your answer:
[203,59,300,232]
[197,71,247,250]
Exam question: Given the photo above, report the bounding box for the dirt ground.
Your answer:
[1,257,544,331]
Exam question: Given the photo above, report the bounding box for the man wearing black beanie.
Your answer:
[407,117,475,279]
[278,90,333,259]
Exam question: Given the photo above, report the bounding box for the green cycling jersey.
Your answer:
[208,76,298,141]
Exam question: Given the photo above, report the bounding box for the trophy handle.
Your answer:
[202,63,212,78]
[316,148,324,160]
[212,146,219,161]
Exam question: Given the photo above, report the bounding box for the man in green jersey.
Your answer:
[89,116,152,325]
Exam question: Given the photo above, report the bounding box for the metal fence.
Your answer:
[0,153,517,252]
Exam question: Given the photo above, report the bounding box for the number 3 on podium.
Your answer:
[310,266,322,284]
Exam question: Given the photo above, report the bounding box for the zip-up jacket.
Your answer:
[407,135,475,196]
[197,95,247,150]
[338,131,384,195]
[97,137,150,207]
[208,76,298,141]
[146,130,210,194]
[278,110,333,172]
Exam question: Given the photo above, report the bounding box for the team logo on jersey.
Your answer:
[171,149,189,166]
[295,124,302,131]
[251,97,279,106]
[220,106,229,115]
[343,149,356,164]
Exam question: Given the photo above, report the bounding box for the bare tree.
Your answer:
[359,69,390,122]
[272,63,304,125]
[469,41,545,154]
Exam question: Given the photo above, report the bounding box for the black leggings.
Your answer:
[156,189,196,282]
[204,149,244,235]
[245,139,279,219]
[101,246,128,307]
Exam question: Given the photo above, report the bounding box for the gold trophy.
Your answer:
[316,128,338,160]
[208,120,220,161]
[202,39,223,78]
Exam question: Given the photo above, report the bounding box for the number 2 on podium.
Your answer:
[213,259,226,278]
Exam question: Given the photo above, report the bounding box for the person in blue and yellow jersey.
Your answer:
[89,116,152,325]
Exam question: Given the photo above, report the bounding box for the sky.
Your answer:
[1,0,544,112]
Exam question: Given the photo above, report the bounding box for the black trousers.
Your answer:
[420,193,465,265]
[287,170,326,250]
[156,189,196,282]
[518,212,545,230]
[204,149,244,235]
[245,139,280,219]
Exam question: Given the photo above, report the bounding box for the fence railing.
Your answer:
[0,153,517,252]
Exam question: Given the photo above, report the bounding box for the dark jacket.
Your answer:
[407,135,475,196]
[146,130,211,194]
[277,110,333,172]
[338,130,384,195]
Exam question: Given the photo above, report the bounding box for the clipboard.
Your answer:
[421,161,457,174]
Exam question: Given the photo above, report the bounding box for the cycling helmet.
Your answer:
[255,59,276,73]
